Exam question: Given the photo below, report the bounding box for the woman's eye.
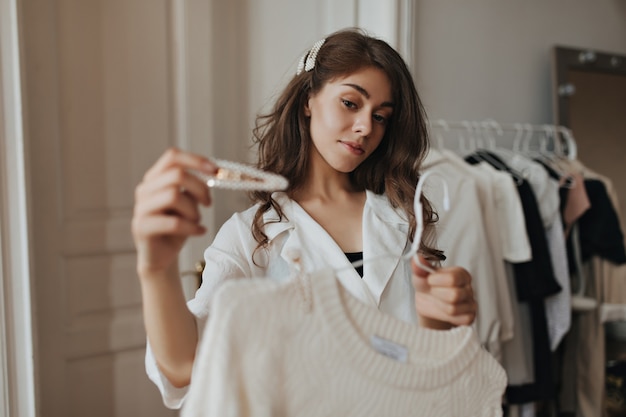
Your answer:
[342,99,357,109]
[373,114,387,124]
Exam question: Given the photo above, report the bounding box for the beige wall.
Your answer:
[410,0,626,124]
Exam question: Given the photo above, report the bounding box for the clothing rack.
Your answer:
[428,119,578,160]
[424,117,626,417]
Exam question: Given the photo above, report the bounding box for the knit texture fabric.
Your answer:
[182,268,507,417]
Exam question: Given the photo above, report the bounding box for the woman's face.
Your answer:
[305,66,393,174]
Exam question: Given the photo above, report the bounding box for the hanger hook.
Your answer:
[557,126,578,160]
[522,123,534,153]
[408,170,450,270]
[461,120,477,151]
[556,126,577,159]
[471,121,485,149]
[513,123,524,152]
[486,118,504,136]
[551,125,563,156]
[541,125,555,155]
[435,119,449,150]
[457,129,468,154]
[482,119,502,150]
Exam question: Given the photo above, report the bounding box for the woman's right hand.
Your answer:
[131,148,218,277]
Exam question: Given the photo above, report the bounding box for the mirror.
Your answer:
[554,45,626,416]
[553,45,626,223]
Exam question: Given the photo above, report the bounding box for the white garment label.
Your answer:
[370,335,408,363]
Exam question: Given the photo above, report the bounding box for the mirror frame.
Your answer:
[553,45,626,128]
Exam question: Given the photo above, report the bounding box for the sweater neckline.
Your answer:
[309,267,481,390]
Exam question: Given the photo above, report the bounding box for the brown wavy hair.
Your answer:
[249,27,443,262]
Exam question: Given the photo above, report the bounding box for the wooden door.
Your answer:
[20,1,199,415]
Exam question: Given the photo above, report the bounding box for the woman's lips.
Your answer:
[340,140,365,155]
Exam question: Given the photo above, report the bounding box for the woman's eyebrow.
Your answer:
[341,83,394,108]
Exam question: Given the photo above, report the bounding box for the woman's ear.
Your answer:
[304,97,311,117]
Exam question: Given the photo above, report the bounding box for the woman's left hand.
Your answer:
[411,255,477,330]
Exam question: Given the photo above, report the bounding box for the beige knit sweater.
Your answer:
[182,267,507,417]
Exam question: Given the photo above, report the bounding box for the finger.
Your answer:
[418,292,477,317]
[137,167,212,207]
[415,293,477,325]
[428,285,474,304]
[133,214,207,239]
[425,267,472,288]
[135,186,203,223]
[144,148,218,181]
[411,254,436,278]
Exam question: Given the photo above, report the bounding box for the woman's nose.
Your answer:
[352,113,372,137]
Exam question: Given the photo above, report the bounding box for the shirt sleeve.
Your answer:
[143,211,257,409]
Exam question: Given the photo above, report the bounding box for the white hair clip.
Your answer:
[189,159,289,192]
[296,38,326,75]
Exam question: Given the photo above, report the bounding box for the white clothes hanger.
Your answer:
[520,124,551,158]
[461,120,525,186]
[522,125,555,162]
[472,120,495,151]
[480,119,502,151]
[433,119,449,150]
[517,125,576,189]
[555,126,578,160]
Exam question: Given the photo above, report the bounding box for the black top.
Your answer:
[344,252,364,277]
[579,179,626,264]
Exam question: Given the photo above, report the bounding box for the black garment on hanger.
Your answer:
[504,300,556,404]
[534,158,573,217]
[578,179,626,264]
[535,159,575,273]
[533,158,561,181]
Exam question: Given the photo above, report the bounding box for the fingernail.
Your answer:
[202,161,218,173]
[413,254,435,273]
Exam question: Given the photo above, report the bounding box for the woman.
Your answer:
[132,27,477,409]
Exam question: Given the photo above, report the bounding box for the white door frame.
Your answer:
[0,0,37,416]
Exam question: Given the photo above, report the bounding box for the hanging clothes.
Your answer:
[465,150,562,302]
[428,120,626,417]
[181,267,508,417]
[491,150,572,353]
[465,150,559,405]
